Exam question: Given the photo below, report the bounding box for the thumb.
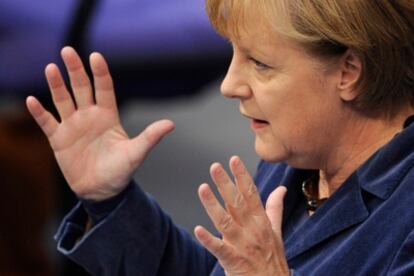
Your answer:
[129,119,175,164]
[265,186,287,235]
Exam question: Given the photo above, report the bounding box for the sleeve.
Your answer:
[81,182,134,225]
[54,181,217,276]
[290,269,303,276]
[387,228,414,275]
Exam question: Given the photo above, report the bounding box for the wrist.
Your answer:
[76,179,131,202]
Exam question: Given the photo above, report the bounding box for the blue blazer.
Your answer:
[56,124,414,275]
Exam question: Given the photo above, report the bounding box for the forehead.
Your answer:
[216,0,293,47]
[220,0,269,38]
[214,0,312,62]
[227,17,298,57]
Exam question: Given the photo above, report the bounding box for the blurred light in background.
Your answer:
[0,1,256,275]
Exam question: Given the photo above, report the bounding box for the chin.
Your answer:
[255,141,317,169]
[254,140,288,163]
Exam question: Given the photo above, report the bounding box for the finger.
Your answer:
[210,163,250,225]
[26,96,59,138]
[230,156,265,216]
[45,63,76,120]
[89,52,117,110]
[210,162,245,210]
[265,186,287,235]
[194,225,233,261]
[61,46,94,108]
[128,119,175,166]
[198,183,239,237]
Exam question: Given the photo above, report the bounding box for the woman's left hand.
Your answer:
[194,156,290,276]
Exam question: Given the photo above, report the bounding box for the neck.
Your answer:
[318,111,412,198]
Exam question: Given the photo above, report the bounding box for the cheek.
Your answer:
[253,65,341,162]
[263,81,334,145]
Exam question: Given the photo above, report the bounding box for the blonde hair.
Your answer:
[206,0,414,117]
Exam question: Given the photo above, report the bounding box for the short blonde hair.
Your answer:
[206,0,414,117]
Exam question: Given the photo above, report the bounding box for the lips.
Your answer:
[241,113,270,129]
[251,119,270,129]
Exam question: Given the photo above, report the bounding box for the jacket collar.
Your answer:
[283,170,369,260]
[357,123,414,199]
[281,123,414,260]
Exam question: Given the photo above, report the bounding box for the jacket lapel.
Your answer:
[276,122,414,261]
[284,173,369,260]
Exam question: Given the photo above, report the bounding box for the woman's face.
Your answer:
[221,25,346,168]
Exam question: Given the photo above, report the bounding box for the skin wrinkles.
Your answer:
[318,116,407,197]
[221,20,410,198]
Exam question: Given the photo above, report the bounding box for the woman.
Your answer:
[26,0,414,275]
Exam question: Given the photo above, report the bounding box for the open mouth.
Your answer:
[251,118,270,129]
[253,119,269,124]
[240,112,270,129]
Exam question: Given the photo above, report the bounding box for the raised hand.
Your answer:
[26,47,175,201]
[195,156,289,276]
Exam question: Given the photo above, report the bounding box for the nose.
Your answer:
[220,54,252,99]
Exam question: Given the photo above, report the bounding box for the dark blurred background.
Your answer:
[0,0,257,275]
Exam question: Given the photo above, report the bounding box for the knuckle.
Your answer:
[250,226,272,246]
[245,241,263,255]
[264,250,275,263]
[215,241,228,256]
[260,228,273,242]
[73,77,91,88]
[219,214,234,232]
[246,183,258,198]
[233,193,245,208]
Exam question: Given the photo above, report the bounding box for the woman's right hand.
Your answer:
[26,47,175,201]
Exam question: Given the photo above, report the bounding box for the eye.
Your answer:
[248,57,271,70]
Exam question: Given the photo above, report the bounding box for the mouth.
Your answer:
[251,118,270,129]
[241,113,270,129]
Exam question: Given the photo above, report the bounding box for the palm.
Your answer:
[27,47,174,200]
[52,107,131,199]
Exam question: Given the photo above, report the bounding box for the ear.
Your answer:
[337,49,362,102]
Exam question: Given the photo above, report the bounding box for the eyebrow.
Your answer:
[231,40,252,54]
[232,37,277,61]
[238,45,251,54]
[241,45,271,61]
